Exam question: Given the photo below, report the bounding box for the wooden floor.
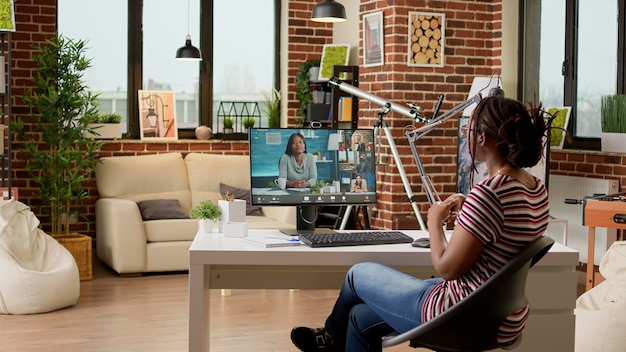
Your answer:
[1,256,419,352]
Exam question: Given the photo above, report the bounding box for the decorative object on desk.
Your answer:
[195,125,212,140]
[295,59,321,126]
[408,12,445,67]
[13,34,102,239]
[85,112,123,139]
[138,90,177,140]
[218,193,246,232]
[319,44,350,81]
[547,107,571,149]
[223,116,234,134]
[261,88,281,128]
[311,180,328,194]
[363,11,384,67]
[274,177,287,190]
[601,94,626,153]
[189,200,222,233]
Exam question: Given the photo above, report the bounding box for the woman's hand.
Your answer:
[427,194,464,228]
[291,179,309,188]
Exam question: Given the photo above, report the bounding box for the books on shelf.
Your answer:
[240,236,302,248]
[338,96,352,122]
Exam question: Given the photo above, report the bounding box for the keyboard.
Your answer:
[299,231,414,248]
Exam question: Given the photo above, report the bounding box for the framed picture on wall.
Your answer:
[138,90,178,140]
[546,106,571,149]
[363,11,384,67]
[318,44,350,81]
[0,0,16,31]
[407,12,445,67]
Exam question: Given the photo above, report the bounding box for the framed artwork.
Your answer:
[546,106,571,149]
[137,90,178,140]
[456,117,548,195]
[0,0,15,32]
[408,12,445,67]
[363,11,384,67]
[318,44,351,81]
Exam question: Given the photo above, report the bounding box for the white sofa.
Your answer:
[95,152,296,276]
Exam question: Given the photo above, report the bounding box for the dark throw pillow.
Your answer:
[136,199,190,221]
[219,183,263,216]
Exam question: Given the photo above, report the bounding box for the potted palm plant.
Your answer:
[601,94,626,153]
[261,88,281,128]
[189,200,222,233]
[242,116,255,132]
[13,34,102,280]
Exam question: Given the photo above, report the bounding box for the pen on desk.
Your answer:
[266,236,301,242]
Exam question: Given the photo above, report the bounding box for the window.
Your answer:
[58,0,279,139]
[520,0,626,150]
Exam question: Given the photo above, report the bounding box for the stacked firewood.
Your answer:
[409,13,443,66]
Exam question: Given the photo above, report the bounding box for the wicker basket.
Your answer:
[52,233,93,281]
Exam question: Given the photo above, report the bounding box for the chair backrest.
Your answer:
[382,236,555,351]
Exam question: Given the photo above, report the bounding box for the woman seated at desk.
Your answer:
[350,175,367,193]
[279,132,317,188]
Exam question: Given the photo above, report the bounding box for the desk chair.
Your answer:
[382,236,555,351]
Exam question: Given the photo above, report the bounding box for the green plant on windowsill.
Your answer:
[261,88,281,128]
[242,116,255,130]
[601,94,626,133]
[223,116,234,133]
[94,112,122,124]
[189,200,222,222]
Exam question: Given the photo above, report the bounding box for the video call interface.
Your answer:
[249,128,377,206]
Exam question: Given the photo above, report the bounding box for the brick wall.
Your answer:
[8,0,625,237]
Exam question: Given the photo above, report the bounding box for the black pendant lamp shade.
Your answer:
[311,0,347,23]
[176,34,202,60]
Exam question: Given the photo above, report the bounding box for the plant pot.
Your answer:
[85,123,123,139]
[52,233,92,281]
[198,219,215,233]
[601,132,626,153]
[223,128,233,134]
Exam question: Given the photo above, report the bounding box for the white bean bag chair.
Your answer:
[575,240,626,351]
[0,200,80,314]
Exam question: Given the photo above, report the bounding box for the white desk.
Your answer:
[188,230,579,352]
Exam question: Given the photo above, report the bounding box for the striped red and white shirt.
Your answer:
[421,174,549,345]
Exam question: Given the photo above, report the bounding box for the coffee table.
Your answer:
[189,230,578,352]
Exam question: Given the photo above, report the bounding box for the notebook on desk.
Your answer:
[240,236,302,248]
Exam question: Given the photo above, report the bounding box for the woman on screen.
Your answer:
[290,96,553,351]
[279,132,317,189]
[350,131,367,152]
[350,175,367,193]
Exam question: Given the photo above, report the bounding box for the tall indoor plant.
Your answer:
[294,59,320,127]
[14,34,102,235]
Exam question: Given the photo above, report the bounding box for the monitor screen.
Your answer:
[249,128,377,207]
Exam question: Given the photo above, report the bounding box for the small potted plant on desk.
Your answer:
[190,200,222,234]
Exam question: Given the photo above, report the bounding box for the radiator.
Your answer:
[548,175,620,265]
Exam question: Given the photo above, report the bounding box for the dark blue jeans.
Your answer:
[325,262,442,352]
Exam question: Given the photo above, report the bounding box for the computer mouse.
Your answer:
[411,238,430,248]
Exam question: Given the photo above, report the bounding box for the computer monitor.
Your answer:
[249,128,377,234]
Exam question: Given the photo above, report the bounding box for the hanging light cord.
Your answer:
[186,0,191,35]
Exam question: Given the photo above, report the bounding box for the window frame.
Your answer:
[124,0,280,139]
[519,0,626,150]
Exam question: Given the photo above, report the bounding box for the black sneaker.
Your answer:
[290,327,339,351]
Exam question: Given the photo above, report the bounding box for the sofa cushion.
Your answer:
[185,153,251,207]
[144,219,199,242]
[219,183,262,216]
[136,199,190,221]
[95,153,192,211]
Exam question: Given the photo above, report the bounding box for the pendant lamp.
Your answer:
[176,0,202,60]
[311,0,347,23]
